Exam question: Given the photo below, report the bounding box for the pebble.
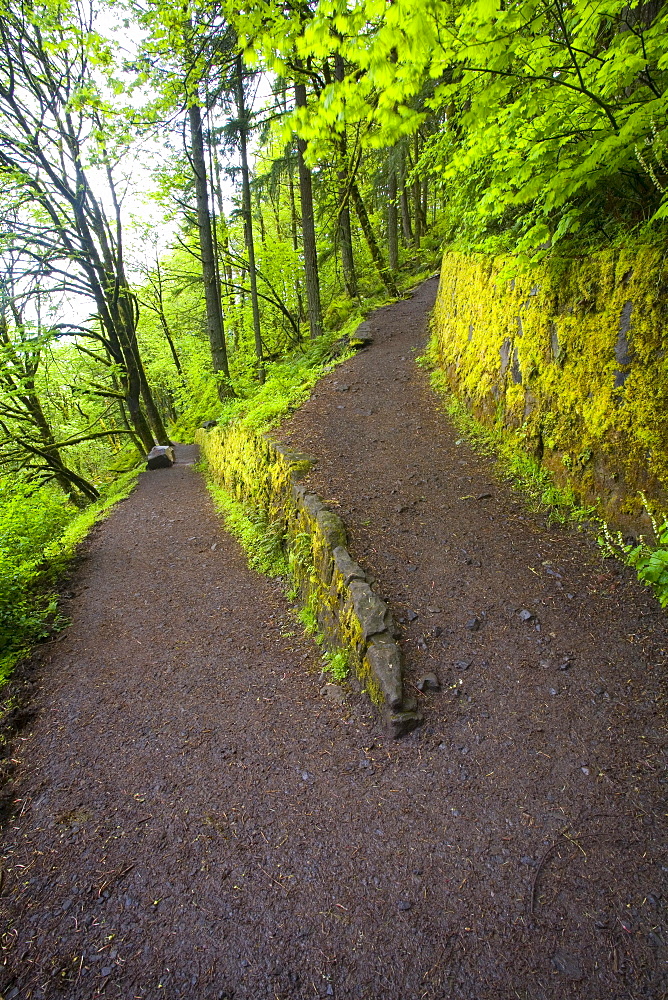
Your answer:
[549,688,558,696]
[406,610,418,622]
[397,900,412,911]
[100,966,113,977]
[519,609,534,622]
[416,673,441,692]
[455,660,471,671]
[427,606,441,614]
[320,683,345,705]
[465,617,481,631]
[551,952,582,979]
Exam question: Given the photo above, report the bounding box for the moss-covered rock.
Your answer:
[195,424,417,733]
[432,247,668,533]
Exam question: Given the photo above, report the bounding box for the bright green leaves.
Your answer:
[249,0,667,255]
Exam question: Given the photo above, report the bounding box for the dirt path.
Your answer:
[0,281,666,1000]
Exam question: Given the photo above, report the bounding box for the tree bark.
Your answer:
[412,132,422,248]
[388,162,399,273]
[294,81,323,339]
[188,101,233,400]
[350,181,399,297]
[399,144,414,245]
[421,176,428,232]
[236,55,265,383]
[333,54,357,298]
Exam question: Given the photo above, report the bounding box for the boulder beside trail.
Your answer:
[146,445,175,470]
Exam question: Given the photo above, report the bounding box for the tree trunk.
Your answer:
[338,196,357,297]
[288,169,305,329]
[399,144,414,245]
[333,54,357,298]
[137,352,172,445]
[22,384,100,504]
[188,101,233,400]
[236,55,265,383]
[412,132,421,248]
[388,162,399,273]
[421,176,428,232]
[350,181,399,297]
[294,81,323,339]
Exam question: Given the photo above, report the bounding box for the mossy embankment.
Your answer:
[430,245,668,534]
[195,424,419,735]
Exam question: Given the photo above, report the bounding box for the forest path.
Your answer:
[0,279,666,1000]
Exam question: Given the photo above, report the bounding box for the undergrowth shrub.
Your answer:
[0,479,71,677]
[599,505,668,607]
[205,478,288,577]
[0,468,139,683]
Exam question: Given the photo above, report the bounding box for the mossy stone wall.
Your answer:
[432,247,668,532]
[195,425,419,735]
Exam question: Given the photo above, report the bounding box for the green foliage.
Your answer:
[0,467,139,682]
[296,596,320,638]
[262,0,668,256]
[599,505,668,607]
[173,313,362,439]
[0,479,71,677]
[322,647,349,682]
[204,477,288,577]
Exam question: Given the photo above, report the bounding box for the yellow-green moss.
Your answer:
[431,246,668,532]
[196,425,370,688]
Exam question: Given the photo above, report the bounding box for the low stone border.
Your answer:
[195,425,421,737]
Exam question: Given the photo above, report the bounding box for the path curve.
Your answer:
[0,283,666,999]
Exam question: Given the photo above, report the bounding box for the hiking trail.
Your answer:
[0,278,666,1000]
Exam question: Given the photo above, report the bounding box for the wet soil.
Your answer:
[0,278,667,999]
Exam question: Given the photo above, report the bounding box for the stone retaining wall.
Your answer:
[432,247,668,534]
[195,425,420,736]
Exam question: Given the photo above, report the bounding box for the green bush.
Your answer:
[0,468,139,682]
[599,510,668,607]
[0,478,73,675]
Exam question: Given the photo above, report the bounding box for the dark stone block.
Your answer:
[316,509,347,550]
[333,546,367,586]
[387,709,423,738]
[146,445,175,470]
[302,492,325,522]
[500,337,512,374]
[349,581,389,639]
[364,633,403,708]
[350,321,373,345]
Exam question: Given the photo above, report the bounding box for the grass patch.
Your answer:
[322,648,349,682]
[204,476,288,578]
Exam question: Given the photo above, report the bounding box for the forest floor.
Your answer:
[0,276,666,1000]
